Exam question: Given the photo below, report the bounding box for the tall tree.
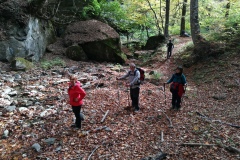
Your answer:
[180,0,187,35]
[190,0,201,45]
[164,0,170,37]
[225,0,230,18]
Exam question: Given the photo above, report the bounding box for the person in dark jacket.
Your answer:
[116,63,140,112]
[68,75,86,129]
[166,40,174,59]
[166,66,187,110]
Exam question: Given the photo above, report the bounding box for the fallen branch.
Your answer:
[181,143,216,147]
[88,145,100,160]
[196,112,240,128]
[101,110,109,123]
[181,142,240,154]
[159,109,173,128]
[225,146,240,154]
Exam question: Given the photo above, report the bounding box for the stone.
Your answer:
[212,94,227,100]
[2,130,9,139]
[32,143,41,152]
[144,35,165,50]
[18,107,30,114]
[0,98,11,107]
[4,106,16,112]
[44,138,56,145]
[40,109,57,117]
[11,57,33,71]
[14,74,22,79]
[64,20,126,63]
[66,45,88,61]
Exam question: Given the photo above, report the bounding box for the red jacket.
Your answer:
[68,81,86,106]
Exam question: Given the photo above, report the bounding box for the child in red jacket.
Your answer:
[68,75,86,129]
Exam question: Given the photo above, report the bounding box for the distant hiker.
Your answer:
[116,63,140,112]
[166,40,174,59]
[166,66,187,110]
[68,75,86,129]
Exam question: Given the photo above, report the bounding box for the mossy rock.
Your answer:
[11,57,33,71]
[66,45,88,61]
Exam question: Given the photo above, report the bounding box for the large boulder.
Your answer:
[66,45,88,61]
[64,20,126,63]
[144,35,165,50]
[0,0,55,62]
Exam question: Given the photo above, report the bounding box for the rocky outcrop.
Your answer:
[64,20,126,63]
[66,45,88,61]
[144,35,165,50]
[0,0,55,62]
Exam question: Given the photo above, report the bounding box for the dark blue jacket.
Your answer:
[167,74,187,84]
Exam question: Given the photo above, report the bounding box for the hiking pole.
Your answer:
[127,86,130,107]
[181,84,187,106]
[117,79,120,107]
[163,83,166,105]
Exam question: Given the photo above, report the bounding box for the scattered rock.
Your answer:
[32,143,41,152]
[2,129,9,139]
[44,138,56,145]
[4,106,16,112]
[40,109,57,117]
[212,94,227,100]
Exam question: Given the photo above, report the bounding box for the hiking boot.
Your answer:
[71,124,77,128]
[134,108,140,112]
[175,106,181,111]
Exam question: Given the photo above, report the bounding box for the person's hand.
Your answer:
[74,98,78,102]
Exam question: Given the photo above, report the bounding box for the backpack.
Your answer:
[128,67,145,84]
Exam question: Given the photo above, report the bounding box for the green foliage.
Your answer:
[152,72,162,80]
[82,0,101,19]
[41,57,65,70]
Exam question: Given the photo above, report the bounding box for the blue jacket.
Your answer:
[167,73,187,84]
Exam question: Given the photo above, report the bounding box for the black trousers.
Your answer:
[167,48,172,58]
[130,87,140,110]
[172,90,181,108]
[72,106,82,128]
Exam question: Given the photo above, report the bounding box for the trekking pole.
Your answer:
[117,79,120,107]
[127,86,130,107]
[181,84,187,106]
[163,83,166,105]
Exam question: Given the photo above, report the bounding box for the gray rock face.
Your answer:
[0,1,55,62]
[64,20,126,63]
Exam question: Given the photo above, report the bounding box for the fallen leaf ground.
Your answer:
[0,37,239,160]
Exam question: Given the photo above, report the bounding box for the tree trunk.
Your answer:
[146,0,162,35]
[190,0,201,45]
[164,0,170,37]
[180,0,187,35]
[225,1,230,18]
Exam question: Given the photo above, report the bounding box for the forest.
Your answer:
[0,0,239,159]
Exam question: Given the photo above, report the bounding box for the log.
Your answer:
[101,110,109,123]
[225,146,240,154]
[88,145,100,160]
[181,143,216,147]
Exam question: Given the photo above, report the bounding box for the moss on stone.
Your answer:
[13,57,34,70]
